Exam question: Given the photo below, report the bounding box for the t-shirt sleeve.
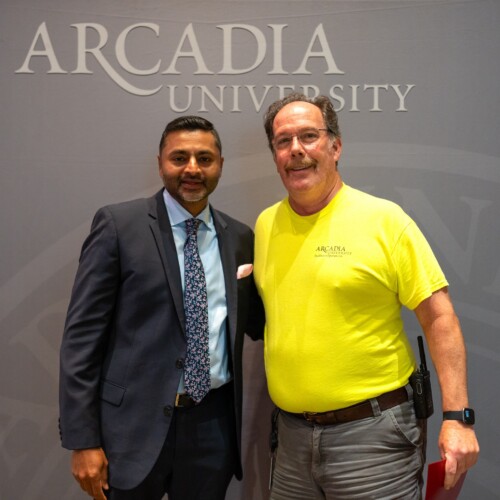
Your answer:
[392,220,449,310]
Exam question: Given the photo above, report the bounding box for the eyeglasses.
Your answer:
[273,128,329,150]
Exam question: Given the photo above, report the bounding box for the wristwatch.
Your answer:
[443,408,475,425]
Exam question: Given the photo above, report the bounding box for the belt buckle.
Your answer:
[176,393,198,409]
[303,411,318,422]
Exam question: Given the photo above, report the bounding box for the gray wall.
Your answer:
[1,0,499,498]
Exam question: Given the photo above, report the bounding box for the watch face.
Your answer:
[463,408,475,425]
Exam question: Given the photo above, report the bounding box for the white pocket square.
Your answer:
[237,263,253,279]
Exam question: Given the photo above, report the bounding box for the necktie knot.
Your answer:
[185,217,201,237]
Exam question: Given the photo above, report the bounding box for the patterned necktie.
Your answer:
[183,218,210,403]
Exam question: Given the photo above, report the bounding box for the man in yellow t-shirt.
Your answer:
[254,92,479,499]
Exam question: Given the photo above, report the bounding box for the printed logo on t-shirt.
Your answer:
[315,244,352,258]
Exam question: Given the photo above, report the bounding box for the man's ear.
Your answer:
[157,154,168,183]
[332,137,342,163]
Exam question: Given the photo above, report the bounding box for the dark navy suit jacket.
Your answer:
[59,190,264,489]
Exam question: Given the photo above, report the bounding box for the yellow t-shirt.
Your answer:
[254,185,448,413]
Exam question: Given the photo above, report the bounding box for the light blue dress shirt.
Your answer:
[163,190,230,393]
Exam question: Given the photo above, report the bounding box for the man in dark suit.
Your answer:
[59,116,265,500]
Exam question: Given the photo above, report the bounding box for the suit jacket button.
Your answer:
[175,358,184,369]
[163,405,173,417]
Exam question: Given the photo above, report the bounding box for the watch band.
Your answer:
[443,408,475,425]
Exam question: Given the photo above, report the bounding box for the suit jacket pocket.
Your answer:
[100,379,126,406]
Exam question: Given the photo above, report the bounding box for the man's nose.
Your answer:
[185,156,201,173]
[290,136,305,156]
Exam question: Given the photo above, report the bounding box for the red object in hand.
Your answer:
[425,460,467,500]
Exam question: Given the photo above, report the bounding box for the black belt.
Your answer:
[175,383,232,409]
[285,386,409,426]
[175,393,198,409]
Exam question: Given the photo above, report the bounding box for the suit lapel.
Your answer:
[148,190,185,332]
[212,208,237,350]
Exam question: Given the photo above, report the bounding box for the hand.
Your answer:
[439,420,479,490]
[71,447,109,499]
